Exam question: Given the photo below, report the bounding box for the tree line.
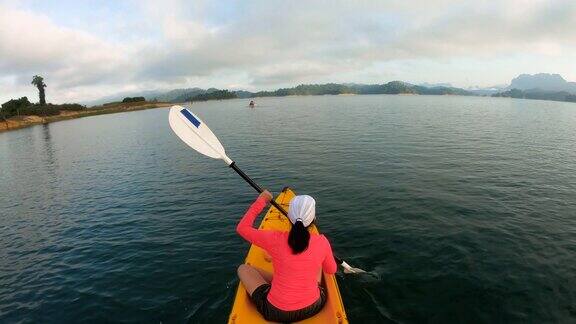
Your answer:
[1,75,85,120]
[492,89,576,103]
[246,82,472,98]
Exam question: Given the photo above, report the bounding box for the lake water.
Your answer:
[1,95,576,323]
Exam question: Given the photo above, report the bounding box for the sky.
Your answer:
[1,0,575,103]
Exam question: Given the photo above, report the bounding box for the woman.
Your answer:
[236,190,337,322]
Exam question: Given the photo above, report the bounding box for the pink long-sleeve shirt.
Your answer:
[237,197,338,311]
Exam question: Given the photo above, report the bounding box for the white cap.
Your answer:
[288,195,316,227]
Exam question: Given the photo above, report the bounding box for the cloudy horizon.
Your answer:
[1,0,575,104]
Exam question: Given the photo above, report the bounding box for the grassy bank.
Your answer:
[0,101,172,133]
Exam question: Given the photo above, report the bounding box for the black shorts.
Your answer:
[250,284,327,323]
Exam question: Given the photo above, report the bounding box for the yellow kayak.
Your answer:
[228,187,348,324]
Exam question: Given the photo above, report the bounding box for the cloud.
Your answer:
[1,6,138,82]
[1,0,575,103]
[136,0,576,85]
[250,62,345,86]
[391,0,576,58]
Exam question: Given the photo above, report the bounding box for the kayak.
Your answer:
[228,187,348,323]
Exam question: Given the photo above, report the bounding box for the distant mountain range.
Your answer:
[85,88,219,106]
[86,73,576,106]
[248,82,473,98]
[493,73,576,103]
[87,81,474,106]
[507,73,576,93]
[465,85,507,96]
[419,82,454,88]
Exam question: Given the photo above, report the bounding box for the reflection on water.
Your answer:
[40,123,59,184]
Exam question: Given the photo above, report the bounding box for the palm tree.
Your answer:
[31,75,47,105]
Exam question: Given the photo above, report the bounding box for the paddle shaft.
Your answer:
[229,162,289,216]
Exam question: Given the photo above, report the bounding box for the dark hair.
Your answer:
[288,220,310,254]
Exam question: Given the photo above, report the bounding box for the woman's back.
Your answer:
[265,232,334,310]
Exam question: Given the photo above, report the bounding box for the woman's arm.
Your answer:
[236,190,274,247]
[322,236,338,274]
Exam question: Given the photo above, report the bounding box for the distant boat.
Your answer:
[248,100,255,108]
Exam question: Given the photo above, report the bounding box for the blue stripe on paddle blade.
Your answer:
[180,109,201,128]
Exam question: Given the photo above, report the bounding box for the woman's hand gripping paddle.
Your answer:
[168,105,366,274]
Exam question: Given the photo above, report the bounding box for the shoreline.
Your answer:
[3,94,573,134]
[0,102,173,133]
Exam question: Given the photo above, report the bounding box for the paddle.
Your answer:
[168,105,366,274]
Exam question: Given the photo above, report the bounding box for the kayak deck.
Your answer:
[228,187,348,324]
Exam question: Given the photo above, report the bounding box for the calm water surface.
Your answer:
[1,95,576,323]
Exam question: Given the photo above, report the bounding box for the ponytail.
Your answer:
[288,220,310,254]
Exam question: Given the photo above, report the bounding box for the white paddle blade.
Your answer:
[168,105,232,165]
[341,261,367,274]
